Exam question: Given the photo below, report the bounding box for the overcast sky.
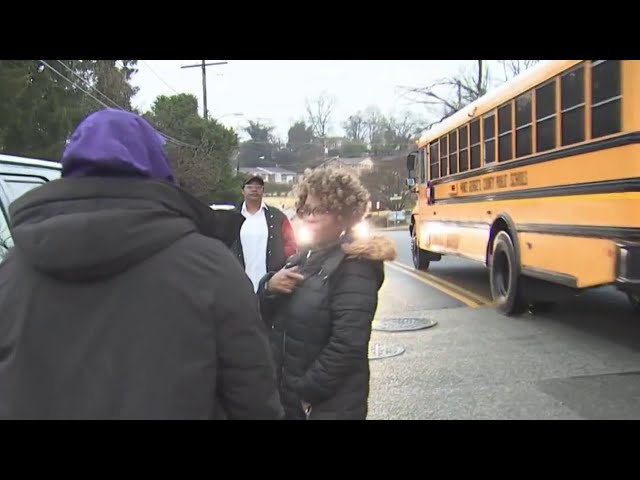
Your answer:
[131,60,498,141]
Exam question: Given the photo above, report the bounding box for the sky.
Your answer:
[131,60,492,141]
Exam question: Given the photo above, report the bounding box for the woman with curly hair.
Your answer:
[257,167,397,420]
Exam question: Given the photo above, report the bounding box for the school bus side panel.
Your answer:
[424,192,640,230]
[418,221,488,263]
[519,233,617,288]
[432,142,640,207]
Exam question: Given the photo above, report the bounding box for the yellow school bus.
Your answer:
[405,60,640,315]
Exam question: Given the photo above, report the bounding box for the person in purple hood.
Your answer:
[0,108,284,420]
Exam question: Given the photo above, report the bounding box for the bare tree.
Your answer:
[400,60,490,129]
[498,60,540,81]
[363,106,384,147]
[387,111,421,141]
[360,160,408,210]
[305,93,336,139]
[342,113,365,142]
[366,112,422,156]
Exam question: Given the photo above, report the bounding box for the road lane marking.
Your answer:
[393,262,493,305]
[390,261,492,305]
[386,261,493,308]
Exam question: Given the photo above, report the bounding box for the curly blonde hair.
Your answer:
[294,167,370,227]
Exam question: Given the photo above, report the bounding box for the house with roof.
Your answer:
[319,156,374,176]
[239,166,297,184]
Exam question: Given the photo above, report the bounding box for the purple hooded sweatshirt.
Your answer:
[61,108,175,183]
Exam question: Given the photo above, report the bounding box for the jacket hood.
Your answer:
[61,108,175,183]
[286,234,398,268]
[8,177,244,282]
[341,234,397,262]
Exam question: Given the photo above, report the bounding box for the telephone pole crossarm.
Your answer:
[180,61,228,119]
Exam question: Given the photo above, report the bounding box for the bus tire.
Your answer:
[412,229,430,271]
[490,231,525,315]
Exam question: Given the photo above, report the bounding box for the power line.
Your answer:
[141,60,179,94]
[55,60,123,110]
[51,60,196,149]
[39,60,112,109]
[39,60,197,149]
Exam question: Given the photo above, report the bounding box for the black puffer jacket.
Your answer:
[0,177,283,420]
[258,234,397,420]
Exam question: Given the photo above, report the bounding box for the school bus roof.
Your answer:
[417,60,583,148]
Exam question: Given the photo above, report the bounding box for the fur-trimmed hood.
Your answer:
[341,234,397,262]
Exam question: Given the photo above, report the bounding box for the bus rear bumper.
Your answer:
[615,241,640,292]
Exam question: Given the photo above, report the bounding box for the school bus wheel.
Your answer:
[411,229,430,271]
[490,231,526,315]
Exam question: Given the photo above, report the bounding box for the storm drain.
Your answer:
[368,343,405,360]
[373,317,437,332]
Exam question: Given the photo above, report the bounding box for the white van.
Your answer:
[1,154,62,257]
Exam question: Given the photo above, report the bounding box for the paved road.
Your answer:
[389,228,493,301]
[367,229,640,419]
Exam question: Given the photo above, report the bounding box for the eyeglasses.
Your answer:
[296,206,331,218]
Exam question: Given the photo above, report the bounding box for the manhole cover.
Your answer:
[368,343,405,360]
[373,317,437,332]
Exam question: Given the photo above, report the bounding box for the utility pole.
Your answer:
[180,61,228,120]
